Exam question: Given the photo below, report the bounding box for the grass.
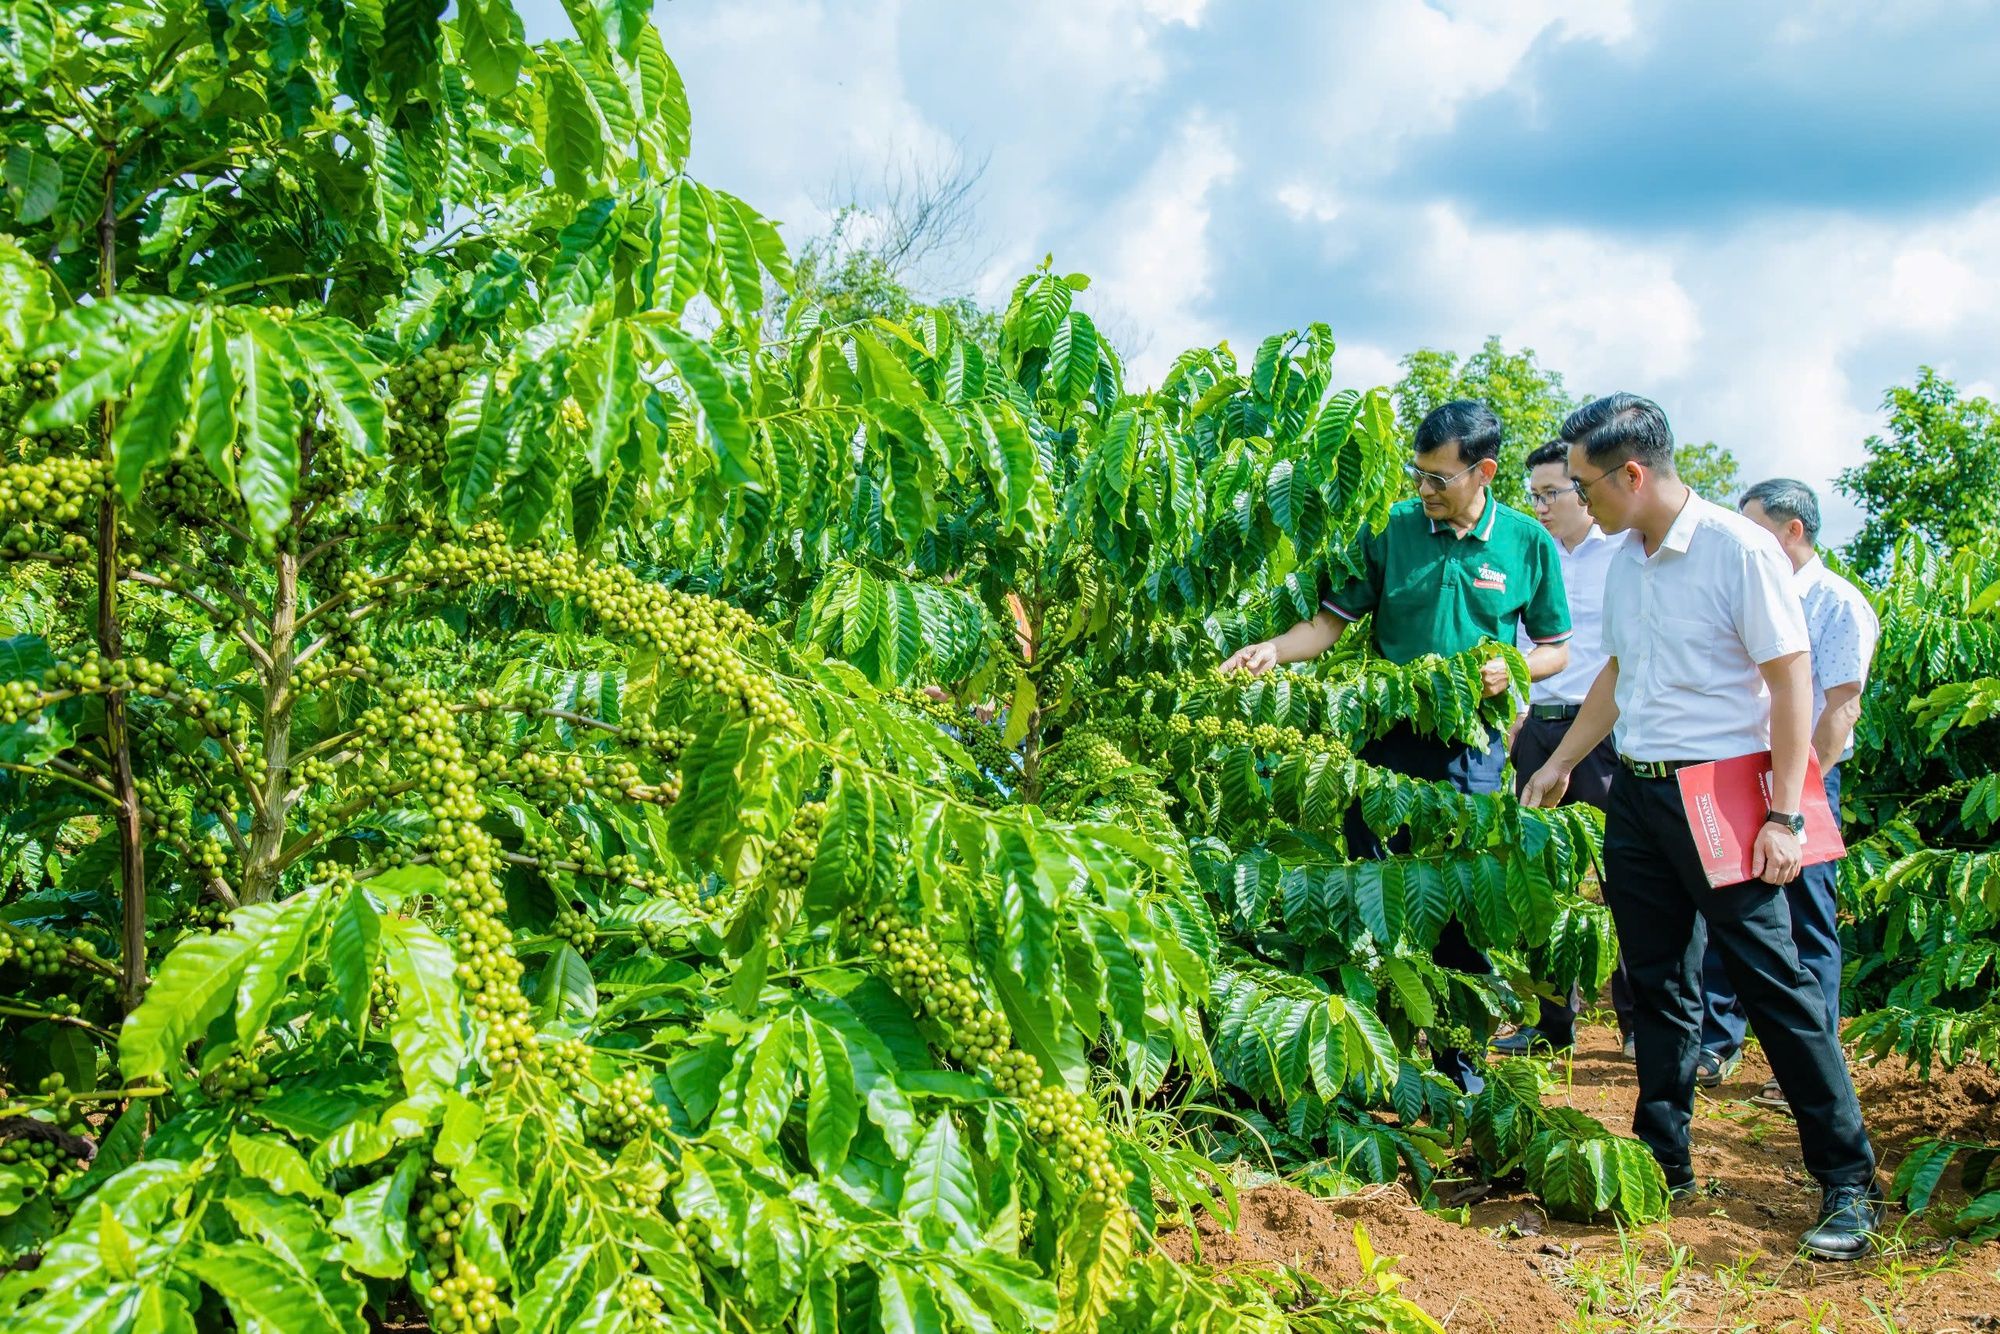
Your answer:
[1552,1213,1976,1334]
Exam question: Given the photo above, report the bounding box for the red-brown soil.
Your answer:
[1160,1025,2000,1332]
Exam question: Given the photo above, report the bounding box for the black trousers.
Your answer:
[1602,769,1875,1186]
[1347,724,1508,1093]
[1508,714,1635,1042]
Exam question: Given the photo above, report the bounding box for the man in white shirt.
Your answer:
[1493,441,1636,1057]
[1522,394,1879,1260]
[1698,479,1879,1105]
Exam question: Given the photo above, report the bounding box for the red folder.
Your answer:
[1675,752,1845,888]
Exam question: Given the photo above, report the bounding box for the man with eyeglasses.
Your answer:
[1490,440,1637,1061]
[1520,394,1879,1260]
[1220,400,1574,1092]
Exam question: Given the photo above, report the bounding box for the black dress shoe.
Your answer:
[1799,1183,1884,1260]
[1489,1026,1572,1057]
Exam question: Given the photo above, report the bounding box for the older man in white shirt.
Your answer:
[1697,479,1879,1106]
[1522,394,1879,1261]
[1492,441,1637,1058]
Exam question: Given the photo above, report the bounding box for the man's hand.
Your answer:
[1219,641,1280,676]
[1750,824,1802,885]
[1479,656,1512,698]
[1521,760,1572,808]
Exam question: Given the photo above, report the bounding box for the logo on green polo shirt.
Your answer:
[1473,561,1507,591]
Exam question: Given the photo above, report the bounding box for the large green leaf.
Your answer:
[456,0,527,95]
[378,914,466,1096]
[584,319,640,475]
[108,313,192,502]
[187,1240,367,1334]
[539,46,609,198]
[647,323,759,488]
[0,234,51,352]
[235,324,301,538]
[800,1017,859,1177]
[901,1114,980,1250]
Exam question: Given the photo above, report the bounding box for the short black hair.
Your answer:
[1561,393,1675,470]
[1740,478,1820,543]
[1414,400,1501,466]
[1524,440,1569,471]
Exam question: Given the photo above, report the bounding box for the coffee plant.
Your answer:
[1837,534,2000,1241]
[0,2,1687,1331]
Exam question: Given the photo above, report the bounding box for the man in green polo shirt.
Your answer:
[1221,400,1573,1090]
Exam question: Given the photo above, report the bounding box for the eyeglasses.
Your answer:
[1528,485,1581,509]
[1572,462,1632,495]
[1404,461,1480,493]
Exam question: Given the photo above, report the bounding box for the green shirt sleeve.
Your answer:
[1319,525,1383,621]
[1521,528,1573,644]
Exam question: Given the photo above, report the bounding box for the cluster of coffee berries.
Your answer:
[1094,710,1351,762]
[353,679,537,1070]
[476,745,594,807]
[611,1157,670,1212]
[585,1071,671,1147]
[1040,733,1169,818]
[0,1132,78,1199]
[398,532,799,731]
[0,354,61,405]
[149,456,229,520]
[0,924,68,977]
[412,1172,474,1273]
[541,1038,592,1092]
[297,641,382,691]
[368,957,399,1027]
[888,687,1021,786]
[0,457,102,528]
[856,909,1133,1206]
[200,1050,271,1102]
[551,907,597,954]
[758,801,825,899]
[616,721,692,764]
[440,824,537,1071]
[857,910,1012,1067]
[634,919,674,952]
[619,1272,671,1330]
[421,1258,505,1334]
[387,345,480,470]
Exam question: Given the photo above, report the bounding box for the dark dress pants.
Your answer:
[1346,724,1508,1093]
[1602,769,1874,1187]
[1699,766,1844,1059]
[1508,714,1635,1044]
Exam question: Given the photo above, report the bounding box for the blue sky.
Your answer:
[523,0,2000,543]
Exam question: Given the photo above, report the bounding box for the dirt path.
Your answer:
[1160,1025,2000,1332]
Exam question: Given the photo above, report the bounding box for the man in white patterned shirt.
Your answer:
[1696,479,1879,1106]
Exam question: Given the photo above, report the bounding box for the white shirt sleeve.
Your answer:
[1811,587,1876,691]
[1733,542,1811,664]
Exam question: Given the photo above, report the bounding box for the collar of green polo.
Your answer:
[1427,488,1497,541]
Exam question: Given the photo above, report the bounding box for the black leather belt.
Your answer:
[1528,703,1580,721]
[1620,755,1701,779]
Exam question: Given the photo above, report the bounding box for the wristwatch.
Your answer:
[1764,809,1805,835]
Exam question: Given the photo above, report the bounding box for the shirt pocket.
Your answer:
[1650,612,1717,690]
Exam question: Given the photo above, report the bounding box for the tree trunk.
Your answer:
[96,152,148,1011]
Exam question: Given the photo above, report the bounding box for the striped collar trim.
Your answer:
[1428,490,1498,541]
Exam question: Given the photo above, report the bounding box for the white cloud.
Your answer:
[1293,0,1638,174]
[1076,114,1239,384]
